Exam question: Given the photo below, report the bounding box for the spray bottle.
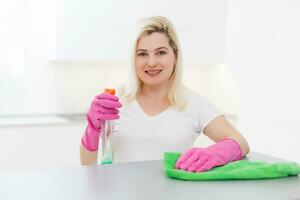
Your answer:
[97,88,115,165]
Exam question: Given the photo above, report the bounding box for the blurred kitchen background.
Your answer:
[0,0,299,171]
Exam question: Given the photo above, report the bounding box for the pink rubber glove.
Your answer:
[175,139,243,172]
[81,93,122,151]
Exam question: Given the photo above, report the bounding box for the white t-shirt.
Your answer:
[111,92,223,163]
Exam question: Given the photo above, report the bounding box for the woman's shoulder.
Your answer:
[184,89,222,114]
[185,90,211,107]
[184,90,223,121]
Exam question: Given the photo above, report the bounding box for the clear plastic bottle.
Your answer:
[97,88,115,165]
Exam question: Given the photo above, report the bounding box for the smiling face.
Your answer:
[135,32,177,87]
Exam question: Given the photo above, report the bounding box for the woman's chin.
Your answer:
[142,79,169,87]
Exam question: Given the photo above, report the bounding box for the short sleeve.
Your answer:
[189,94,224,133]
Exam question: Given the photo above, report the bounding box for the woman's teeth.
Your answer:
[145,70,162,77]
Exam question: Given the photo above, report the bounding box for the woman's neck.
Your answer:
[139,83,169,103]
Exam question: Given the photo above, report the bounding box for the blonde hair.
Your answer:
[121,16,187,111]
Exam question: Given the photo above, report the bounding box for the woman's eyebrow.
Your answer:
[155,47,168,51]
[136,47,169,52]
[136,49,147,52]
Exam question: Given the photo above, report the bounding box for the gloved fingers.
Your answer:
[94,98,122,108]
[178,153,200,170]
[195,160,215,172]
[97,106,119,114]
[86,114,101,130]
[97,113,120,121]
[96,93,119,101]
[175,148,196,169]
[186,156,208,172]
[194,165,207,173]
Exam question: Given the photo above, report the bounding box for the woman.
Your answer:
[80,16,250,172]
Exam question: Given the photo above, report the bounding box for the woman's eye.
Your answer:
[137,52,147,57]
[157,51,166,55]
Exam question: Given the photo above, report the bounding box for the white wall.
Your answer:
[57,0,226,64]
[0,0,58,115]
[225,0,300,162]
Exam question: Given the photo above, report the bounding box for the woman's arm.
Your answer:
[176,115,249,172]
[203,115,250,156]
[80,144,98,165]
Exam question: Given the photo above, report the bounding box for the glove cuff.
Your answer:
[82,125,102,151]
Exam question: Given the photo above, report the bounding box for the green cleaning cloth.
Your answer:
[164,152,300,180]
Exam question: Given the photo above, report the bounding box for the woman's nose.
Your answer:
[146,55,158,67]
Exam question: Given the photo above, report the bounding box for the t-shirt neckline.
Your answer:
[134,99,171,119]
